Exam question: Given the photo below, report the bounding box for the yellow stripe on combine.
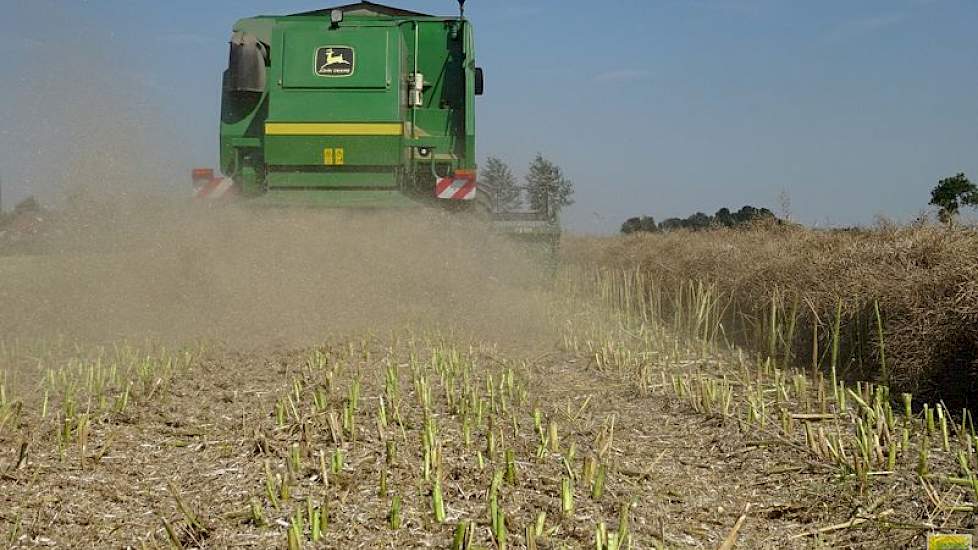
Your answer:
[264,122,404,136]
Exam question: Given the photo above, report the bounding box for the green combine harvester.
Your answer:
[193,1,558,251]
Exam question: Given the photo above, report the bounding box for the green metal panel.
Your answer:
[265,135,401,166]
[269,90,399,122]
[256,189,419,208]
[281,27,391,89]
[400,19,465,165]
[266,170,396,188]
[268,24,400,123]
[462,22,476,169]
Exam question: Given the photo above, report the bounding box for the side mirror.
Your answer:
[474,67,484,96]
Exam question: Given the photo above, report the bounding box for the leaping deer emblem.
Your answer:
[321,48,350,70]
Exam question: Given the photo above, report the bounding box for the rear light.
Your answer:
[192,168,215,189]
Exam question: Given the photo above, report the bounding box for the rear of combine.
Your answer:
[198,1,558,252]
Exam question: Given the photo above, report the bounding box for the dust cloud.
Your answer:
[0,203,558,351]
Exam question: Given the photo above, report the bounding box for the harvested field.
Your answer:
[2,209,978,548]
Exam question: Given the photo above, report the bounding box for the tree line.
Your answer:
[619,172,977,234]
[479,154,574,216]
[621,205,779,234]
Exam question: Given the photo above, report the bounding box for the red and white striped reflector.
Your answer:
[435,171,477,201]
[193,176,236,200]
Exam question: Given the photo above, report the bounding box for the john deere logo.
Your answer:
[316,46,354,77]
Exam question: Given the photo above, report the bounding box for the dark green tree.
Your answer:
[526,154,574,216]
[685,212,712,230]
[621,217,642,234]
[929,173,977,224]
[714,207,735,227]
[732,205,775,225]
[639,216,658,232]
[621,216,657,234]
[629,204,782,233]
[659,217,684,231]
[480,157,522,211]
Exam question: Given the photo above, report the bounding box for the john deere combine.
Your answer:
[196,1,558,248]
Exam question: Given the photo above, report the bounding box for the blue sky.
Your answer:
[1,0,976,233]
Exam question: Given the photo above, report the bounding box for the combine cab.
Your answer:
[197,1,558,253]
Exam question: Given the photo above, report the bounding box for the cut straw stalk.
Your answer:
[717,503,751,550]
[432,477,446,523]
[388,495,402,530]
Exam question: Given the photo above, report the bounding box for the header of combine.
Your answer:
[202,1,486,208]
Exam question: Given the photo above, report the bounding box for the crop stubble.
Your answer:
[0,210,969,548]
